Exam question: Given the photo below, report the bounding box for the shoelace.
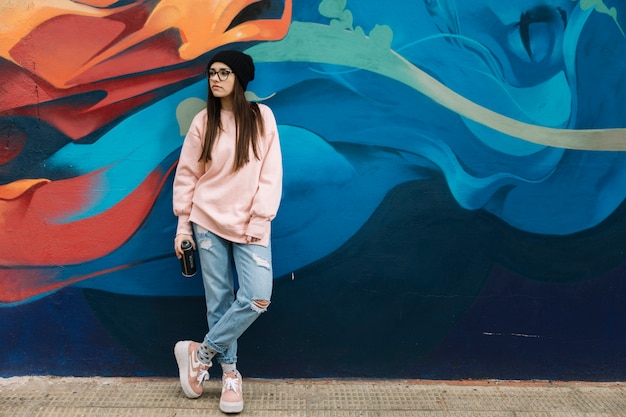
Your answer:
[222,375,240,393]
[196,367,209,384]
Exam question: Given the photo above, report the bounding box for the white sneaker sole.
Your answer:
[219,399,244,414]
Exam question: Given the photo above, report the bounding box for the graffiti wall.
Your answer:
[2,0,626,380]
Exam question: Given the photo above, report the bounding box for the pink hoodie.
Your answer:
[173,103,282,247]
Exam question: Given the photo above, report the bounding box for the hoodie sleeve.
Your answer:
[173,111,206,235]
[246,106,283,239]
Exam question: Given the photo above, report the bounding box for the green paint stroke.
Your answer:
[248,0,626,151]
[576,0,625,37]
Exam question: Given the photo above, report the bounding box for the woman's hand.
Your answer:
[174,234,195,258]
[245,235,261,244]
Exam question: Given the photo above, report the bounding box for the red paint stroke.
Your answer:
[0,268,65,305]
[0,261,144,305]
[0,161,177,267]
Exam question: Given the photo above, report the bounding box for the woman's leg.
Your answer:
[203,240,273,359]
[213,241,273,413]
[193,225,238,364]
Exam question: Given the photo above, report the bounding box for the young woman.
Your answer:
[172,50,282,413]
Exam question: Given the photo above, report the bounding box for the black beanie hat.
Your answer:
[208,50,255,90]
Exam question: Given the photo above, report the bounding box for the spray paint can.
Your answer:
[180,240,197,277]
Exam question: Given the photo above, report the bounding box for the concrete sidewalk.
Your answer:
[1,376,624,416]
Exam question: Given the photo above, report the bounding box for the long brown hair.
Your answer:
[199,79,265,171]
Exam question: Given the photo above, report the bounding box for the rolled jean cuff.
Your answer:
[204,337,237,364]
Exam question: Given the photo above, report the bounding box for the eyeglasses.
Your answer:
[207,69,233,81]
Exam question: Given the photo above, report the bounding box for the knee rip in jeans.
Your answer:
[251,299,270,313]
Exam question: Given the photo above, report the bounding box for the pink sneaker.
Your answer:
[174,341,211,399]
[219,370,244,413]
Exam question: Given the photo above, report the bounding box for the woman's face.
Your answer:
[208,62,236,100]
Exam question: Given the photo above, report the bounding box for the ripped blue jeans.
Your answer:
[193,224,273,365]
